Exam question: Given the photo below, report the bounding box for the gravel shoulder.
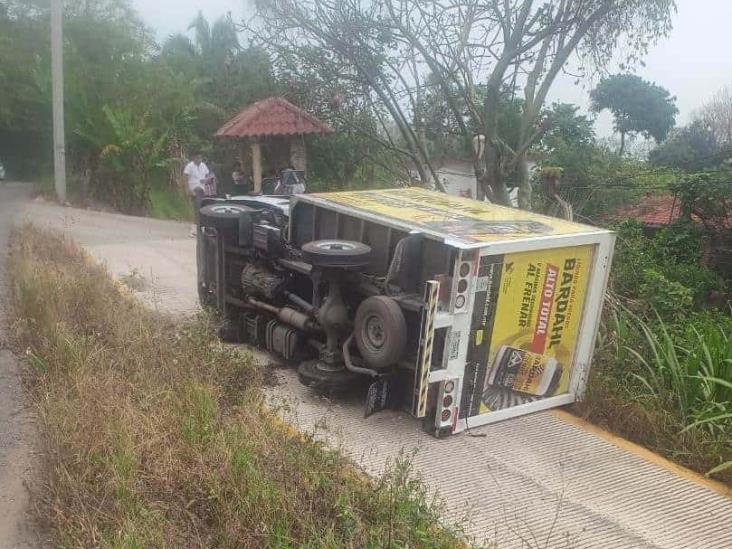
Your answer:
[0,183,49,549]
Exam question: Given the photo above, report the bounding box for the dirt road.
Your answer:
[21,198,732,549]
[0,183,47,548]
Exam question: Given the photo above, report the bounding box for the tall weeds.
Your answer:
[579,301,732,483]
[10,226,467,548]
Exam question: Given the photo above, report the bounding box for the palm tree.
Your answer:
[161,12,240,75]
[160,12,273,114]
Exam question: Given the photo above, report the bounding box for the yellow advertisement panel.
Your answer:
[312,187,594,243]
[459,245,593,417]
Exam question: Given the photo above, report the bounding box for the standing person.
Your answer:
[183,152,210,235]
[232,161,248,194]
[203,159,218,197]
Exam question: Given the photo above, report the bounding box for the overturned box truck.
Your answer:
[197,188,615,437]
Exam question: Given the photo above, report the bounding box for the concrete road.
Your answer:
[0,183,48,548]
[20,197,732,549]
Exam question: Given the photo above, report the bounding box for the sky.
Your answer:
[133,0,732,137]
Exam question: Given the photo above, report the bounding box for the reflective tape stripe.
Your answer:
[414,280,439,418]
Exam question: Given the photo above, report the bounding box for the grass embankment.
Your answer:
[576,304,732,486]
[574,220,732,486]
[10,226,466,548]
[37,176,193,222]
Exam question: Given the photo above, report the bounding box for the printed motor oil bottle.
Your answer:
[486,346,563,397]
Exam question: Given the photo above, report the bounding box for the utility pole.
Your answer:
[51,0,66,202]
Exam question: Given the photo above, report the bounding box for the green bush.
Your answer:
[652,221,706,263]
[609,219,726,317]
[587,305,732,482]
[638,268,693,317]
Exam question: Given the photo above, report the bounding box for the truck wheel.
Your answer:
[297,360,359,392]
[199,203,254,235]
[301,240,371,268]
[354,296,407,369]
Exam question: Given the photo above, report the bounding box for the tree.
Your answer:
[161,12,273,115]
[60,0,160,205]
[536,103,598,213]
[651,84,732,171]
[0,0,51,177]
[673,171,732,234]
[591,74,678,156]
[649,120,719,170]
[696,86,732,148]
[250,0,676,208]
[539,103,596,153]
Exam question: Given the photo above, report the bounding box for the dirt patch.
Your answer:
[0,184,49,547]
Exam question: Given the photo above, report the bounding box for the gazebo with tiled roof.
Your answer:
[215,97,333,194]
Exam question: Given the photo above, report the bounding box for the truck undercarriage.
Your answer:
[196,189,615,437]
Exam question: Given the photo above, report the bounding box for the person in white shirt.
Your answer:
[183,153,210,235]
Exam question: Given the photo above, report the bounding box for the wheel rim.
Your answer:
[316,240,358,251]
[210,205,247,215]
[362,313,386,351]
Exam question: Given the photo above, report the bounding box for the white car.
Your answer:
[0,161,5,181]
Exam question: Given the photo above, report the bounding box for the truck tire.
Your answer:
[354,296,407,369]
[301,240,371,268]
[199,203,254,235]
[297,360,359,392]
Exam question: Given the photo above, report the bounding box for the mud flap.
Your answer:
[364,376,402,418]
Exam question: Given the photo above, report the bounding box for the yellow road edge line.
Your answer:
[551,409,731,499]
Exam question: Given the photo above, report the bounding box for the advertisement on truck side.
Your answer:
[460,245,594,417]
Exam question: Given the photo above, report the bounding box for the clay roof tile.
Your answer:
[215,97,333,139]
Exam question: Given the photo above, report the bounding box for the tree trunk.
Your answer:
[482,83,511,205]
[619,131,626,156]
[516,152,531,209]
[475,178,486,201]
[480,143,510,205]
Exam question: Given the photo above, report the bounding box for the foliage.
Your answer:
[610,220,725,312]
[533,102,687,221]
[695,85,732,150]
[631,311,732,435]
[587,206,731,481]
[591,74,678,155]
[672,171,732,232]
[582,304,732,482]
[276,65,404,189]
[651,84,732,171]
[544,151,676,220]
[0,0,274,214]
[79,106,167,213]
[161,12,274,119]
[10,225,470,548]
[540,103,596,152]
[149,181,193,221]
[0,1,51,177]
[638,268,693,317]
[649,120,720,170]
[251,0,676,207]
